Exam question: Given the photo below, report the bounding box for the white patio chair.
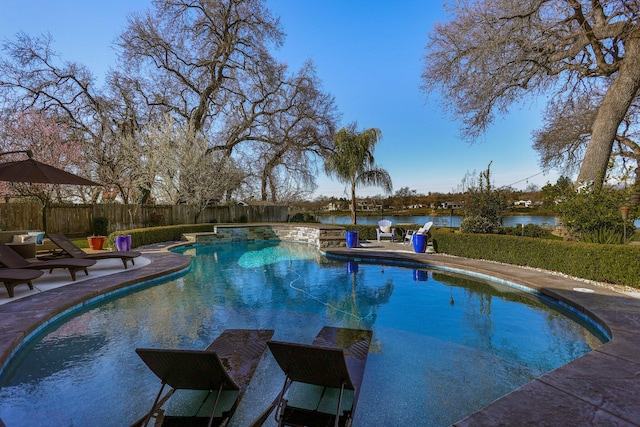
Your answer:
[376,219,395,242]
[404,221,433,245]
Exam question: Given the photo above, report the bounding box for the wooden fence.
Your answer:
[0,203,289,235]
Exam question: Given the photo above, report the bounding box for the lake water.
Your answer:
[318,214,558,228]
[318,214,640,228]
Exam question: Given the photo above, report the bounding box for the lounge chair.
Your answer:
[0,268,43,297]
[404,221,433,245]
[47,233,141,269]
[376,219,395,242]
[0,241,95,281]
[262,326,373,427]
[133,328,275,427]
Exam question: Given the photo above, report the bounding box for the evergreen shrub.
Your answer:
[92,216,109,236]
[431,229,640,288]
[289,212,319,223]
[109,224,216,249]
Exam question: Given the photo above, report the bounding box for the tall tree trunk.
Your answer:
[261,169,269,201]
[350,180,357,225]
[630,164,640,208]
[269,175,278,203]
[577,34,640,189]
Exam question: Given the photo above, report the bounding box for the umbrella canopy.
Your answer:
[0,157,101,186]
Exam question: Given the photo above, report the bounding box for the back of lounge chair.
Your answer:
[48,233,140,269]
[0,241,95,280]
[267,342,355,390]
[264,327,373,427]
[134,328,274,427]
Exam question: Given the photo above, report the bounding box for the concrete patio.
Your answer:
[0,239,639,426]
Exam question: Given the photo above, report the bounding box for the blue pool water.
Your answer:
[0,241,605,426]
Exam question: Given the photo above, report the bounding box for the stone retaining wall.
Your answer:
[183,223,346,248]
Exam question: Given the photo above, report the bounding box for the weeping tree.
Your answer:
[324,123,392,224]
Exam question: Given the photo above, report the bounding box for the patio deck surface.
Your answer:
[1,239,639,426]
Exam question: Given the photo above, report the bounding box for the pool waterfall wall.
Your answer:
[183,223,346,248]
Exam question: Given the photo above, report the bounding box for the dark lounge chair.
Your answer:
[47,233,141,269]
[133,328,275,427]
[262,327,373,427]
[0,241,95,281]
[0,268,43,297]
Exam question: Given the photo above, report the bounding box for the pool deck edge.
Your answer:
[0,250,191,374]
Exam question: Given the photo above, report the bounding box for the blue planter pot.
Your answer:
[345,231,358,248]
[115,234,132,251]
[413,234,427,253]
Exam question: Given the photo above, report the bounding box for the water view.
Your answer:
[318,214,558,228]
[0,241,605,426]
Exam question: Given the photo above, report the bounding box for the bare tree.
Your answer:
[1,1,338,206]
[125,116,244,217]
[255,62,338,201]
[117,0,337,201]
[0,111,94,230]
[0,32,139,202]
[422,0,640,191]
[116,0,284,132]
[534,91,640,206]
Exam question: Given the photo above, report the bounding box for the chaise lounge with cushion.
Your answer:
[0,241,95,281]
[47,233,141,269]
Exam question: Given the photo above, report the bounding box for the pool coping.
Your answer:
[0,242,639,425]
[0,250,191,374]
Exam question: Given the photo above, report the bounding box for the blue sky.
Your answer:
[1,0,561,199]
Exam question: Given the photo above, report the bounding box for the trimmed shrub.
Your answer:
[92,216,109,236]
[499,223,551,238]
[431,229,640,288]
[460,215,494,234]
[109,224,216,249]
[289,212,319,223]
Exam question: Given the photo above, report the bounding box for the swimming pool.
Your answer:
[0,241,606,426]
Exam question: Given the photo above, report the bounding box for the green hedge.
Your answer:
[343,224,419,241]
[108,224,216,249]
[431,229,640,288]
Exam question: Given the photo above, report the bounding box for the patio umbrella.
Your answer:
[0,150,102,232]
[0,157,101,186]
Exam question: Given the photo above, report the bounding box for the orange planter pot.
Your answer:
[87,236,105,250]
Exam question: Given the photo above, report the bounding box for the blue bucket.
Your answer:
[345,231,358,248]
